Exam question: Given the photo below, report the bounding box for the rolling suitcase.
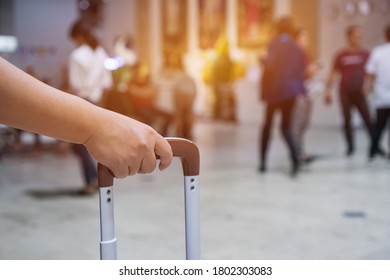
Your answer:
[97,137,200,260]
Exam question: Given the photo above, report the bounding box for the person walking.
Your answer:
[291,28,322,164]
[259,17,305,177]
[365,24,390,160]
[324,25,374,156]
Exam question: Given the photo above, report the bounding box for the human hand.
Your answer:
[324,90,332,105]
[308,61,322,77]
[362,82,373,96]
[84,108,173,178]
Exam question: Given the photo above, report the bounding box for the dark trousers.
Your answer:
[260,98,298,168]
[370,108,390,157]
[72,144,97,185]
[339,90,373,151]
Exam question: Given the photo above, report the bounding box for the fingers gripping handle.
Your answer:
[163,137,200,176]
[98,137,200,260]
[98,165,114,187]
[98,137,200,187]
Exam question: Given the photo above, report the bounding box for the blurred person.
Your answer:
[102,34,138,118]
[128,63,173,137]
[0,56,173,177]
[203,36,244,122]
[68,18,113,194]
[324,25,375,157]
[111,34,137,96]
[112,34,138,67]
[291,28,322,164]
[170,54,197,140]
[69,18,112,105]
[259,17,305,177]
[365,24,390,161]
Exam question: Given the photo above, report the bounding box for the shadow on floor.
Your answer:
[26,187,95,199]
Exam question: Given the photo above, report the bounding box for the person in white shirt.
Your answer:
[365,24,390,160]
[68,18,113,194]
[69,20,112,105]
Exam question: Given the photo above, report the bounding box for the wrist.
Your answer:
[81,103,107,145]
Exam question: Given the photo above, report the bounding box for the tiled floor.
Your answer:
[1,121,390,260]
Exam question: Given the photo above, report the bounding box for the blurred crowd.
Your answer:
[259,17,390,177]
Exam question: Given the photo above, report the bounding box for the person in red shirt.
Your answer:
[324,25,374,156]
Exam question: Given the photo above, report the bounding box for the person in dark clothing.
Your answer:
[324,25,375,156]
[259,17,305,177]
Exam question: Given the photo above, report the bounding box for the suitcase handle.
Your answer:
[97,137,201,260]
[98,137,200,187]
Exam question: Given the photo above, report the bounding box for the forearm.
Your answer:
[325,70,336,92]
[0,57,97,144]
[0,57,173,177]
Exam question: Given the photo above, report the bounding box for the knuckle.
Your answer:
[137,139,149,151]
[112,157,129,178]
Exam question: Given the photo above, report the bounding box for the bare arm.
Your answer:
[0,57,172,177]
[306,61,322,79]
[324,68,337,105]
[1,57,97,143]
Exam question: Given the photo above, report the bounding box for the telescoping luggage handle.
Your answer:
[97,137,200,260]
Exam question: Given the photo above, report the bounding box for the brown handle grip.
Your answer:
[98,137,200,187]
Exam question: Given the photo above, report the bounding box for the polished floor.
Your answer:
[1,118,390,260]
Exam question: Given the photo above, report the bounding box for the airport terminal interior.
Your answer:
[0,0,390,259]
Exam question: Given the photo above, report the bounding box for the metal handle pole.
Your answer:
[99,186,117,260]
[184,175,201,260]
[97,137,200,260]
